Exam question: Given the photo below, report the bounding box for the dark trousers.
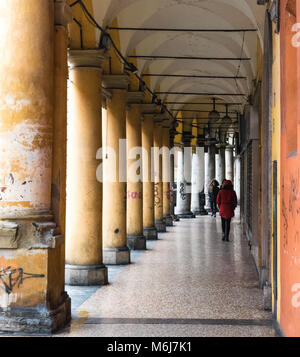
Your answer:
[221,217,231,240]
[210,200,217,215]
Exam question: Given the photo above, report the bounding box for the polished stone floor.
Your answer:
[56,213,276,337]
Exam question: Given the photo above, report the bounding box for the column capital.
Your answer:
[205,138,217,146]
[153,113,167,123]
[68,49,107,69]
[126,91,145,105]
[140,104,160,115]
[226,145,235,150]
[216,143,227,149]
[102,74,130,90]
[55,0,73,28]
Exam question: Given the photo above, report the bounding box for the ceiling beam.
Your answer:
[171,109,237,113]
[156,92,245,96]
[165,102,242,105]
[108,27,257,33]
[129,55,251,61]
[142,74,247,80]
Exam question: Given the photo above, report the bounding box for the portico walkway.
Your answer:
[57,214,275,337]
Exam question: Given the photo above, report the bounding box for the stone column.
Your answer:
[169,132,179,221]
[225,145,234,183]
[191,146,206,215]
[102,75,131,264]
[204,142,216,209]
[215,144,226,185]
[175,135,195,218]
[51,1,73,303]
[162,125,173,226]
[0,0,70,333]
[141,108,158,240]
[66,50,108,285]
[126,93,146,250]
[234,155,241,204]
[153,122,166,232]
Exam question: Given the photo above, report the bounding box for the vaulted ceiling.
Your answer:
[69,0,266,135]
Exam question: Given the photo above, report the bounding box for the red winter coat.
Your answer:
[216,180,237,219]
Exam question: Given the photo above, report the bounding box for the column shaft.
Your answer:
[102,88,130,264]
[175,146,195,218]
[234,156,241,204]
[191,147,206,215]
[126,104,146,250]
[215,146,225,185]
[225,146,234,182]
[162,127,173,226]
[49,24,68,306]
[66,50,107,285]
[205,144,216,209]
[153,123,166,232]
[142,115,158,239]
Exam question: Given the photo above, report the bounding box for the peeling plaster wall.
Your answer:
[279,0,300,337]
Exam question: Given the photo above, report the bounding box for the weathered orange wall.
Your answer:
[279,0,300,337]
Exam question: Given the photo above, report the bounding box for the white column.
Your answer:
[191,147,205,214]
[175,147,194,218]
[234,155,241,204]
[216,145,226,185]
[225,145,234,182]
[205,144,216,208]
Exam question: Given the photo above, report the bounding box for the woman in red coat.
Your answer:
[216,180,237,242]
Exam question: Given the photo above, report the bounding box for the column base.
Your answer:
[163,215,173,227]
[103,246,131,265]
[127,235,146,250]
[177,212,196,219]
[171,214,180,222]
[65,264,108,286]
[193,208,208,216]
[143,227,158,240]
[0,292,71,334]
[155,220,166,233]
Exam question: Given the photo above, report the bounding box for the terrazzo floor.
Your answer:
[57,214,276,337]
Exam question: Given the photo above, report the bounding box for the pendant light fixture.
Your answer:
[208,98,220,121]
[222,104,232,124]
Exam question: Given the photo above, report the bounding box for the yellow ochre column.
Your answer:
[49,0,73,313]
[141,110,158,240]
[0,0,70,333]
[65,50,108,285]
[102,75,131,264]
[126,93,146,250]
[162,123,173,227]
[153,120,166,232]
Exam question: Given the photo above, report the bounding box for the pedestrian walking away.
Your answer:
[216,180,237,241]
[208,179,220,217]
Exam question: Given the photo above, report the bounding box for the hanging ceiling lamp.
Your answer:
[208,98,220,121]
[221,104,232,125]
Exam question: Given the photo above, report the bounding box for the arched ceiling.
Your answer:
[87,0,265,132]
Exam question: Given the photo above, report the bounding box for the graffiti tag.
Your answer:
[0,267,45,295]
